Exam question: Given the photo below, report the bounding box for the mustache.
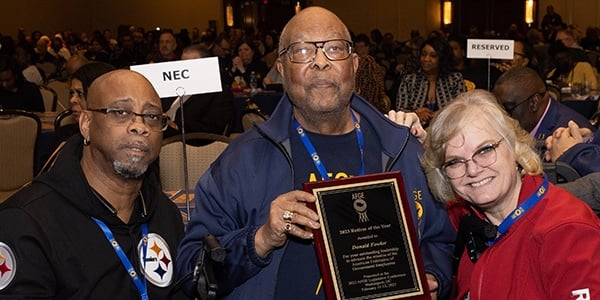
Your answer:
[117,141,150,152]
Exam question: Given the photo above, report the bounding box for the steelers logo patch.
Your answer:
[0,242,16,290]
[138,233,173,287]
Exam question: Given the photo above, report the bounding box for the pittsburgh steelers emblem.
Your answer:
[0,242,16,290]
[138,233,173,287]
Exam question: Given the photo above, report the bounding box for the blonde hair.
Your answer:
[421,89,543,201]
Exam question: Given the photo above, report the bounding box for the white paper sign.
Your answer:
[130,57,222,98]
[467,39,514,59]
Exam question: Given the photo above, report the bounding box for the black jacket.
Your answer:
[0,135,189,299]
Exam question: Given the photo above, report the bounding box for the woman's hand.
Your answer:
[386,110,428,144]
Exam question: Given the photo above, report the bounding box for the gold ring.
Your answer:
[284,222,293,233]
[282,210,294,222]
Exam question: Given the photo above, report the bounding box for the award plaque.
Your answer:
[303,172,430,300]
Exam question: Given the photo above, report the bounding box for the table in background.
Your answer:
[232,91,283,133]
[560,91,599,120]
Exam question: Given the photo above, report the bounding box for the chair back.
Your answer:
[0,110,41,202]
[40,86,57,112]
[544,161,581,184]
[46,80,71,112]
[159,132,231,191]
[241,98,269,132]
[54,109,79,142]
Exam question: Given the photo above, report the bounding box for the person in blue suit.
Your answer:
[492,66,595,143]
[176,7,455,300]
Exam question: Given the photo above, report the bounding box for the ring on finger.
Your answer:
[284,222,293,233]
[282,210,294,222]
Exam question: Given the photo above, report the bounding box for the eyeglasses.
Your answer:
[279,39,353,63]
[87,107,169,132]
[69,89,84,98]
[441,139,503,179]
[503,92,538,114]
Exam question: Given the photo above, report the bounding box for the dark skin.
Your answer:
[79,70,163,223]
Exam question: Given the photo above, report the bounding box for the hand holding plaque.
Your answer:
[304,172,430,300]
[255,190,320,257]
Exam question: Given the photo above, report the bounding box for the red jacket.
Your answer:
[449,175,600,299]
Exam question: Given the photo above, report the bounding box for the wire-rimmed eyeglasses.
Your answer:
[278,39,353,64]
[87,107,169,132]
[441,139,504,179]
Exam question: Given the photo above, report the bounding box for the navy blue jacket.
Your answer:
[534,99,595,140]
[176,94,455,298]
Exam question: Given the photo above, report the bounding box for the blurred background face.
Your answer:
[448,40,464,62]
[354,41,370,57]
[420,44,440,74]
[504,41,529,68]
[237,43,254,63]
[69,78,85,114]
[0,70,16,92]
[159,33,176,57]
[213,40,230,57]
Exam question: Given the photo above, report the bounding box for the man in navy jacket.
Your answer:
[177,7,454,299]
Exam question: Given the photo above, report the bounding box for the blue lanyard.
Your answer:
[487,175,548,246]
[293,110,364,180]
[92,217,149,300]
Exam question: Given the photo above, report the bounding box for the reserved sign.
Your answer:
[130,57,222,98]
[467,39,514,60]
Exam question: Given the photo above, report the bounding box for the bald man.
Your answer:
[177,7,454,299]
[0,70,188,299]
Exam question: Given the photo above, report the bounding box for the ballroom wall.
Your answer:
[1,0,599,43]
[1,0,224,38]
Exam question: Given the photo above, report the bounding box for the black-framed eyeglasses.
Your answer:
[441,139,504,179]
[503,92,539,114]
[69,89,84,98]
[87,107,169,132]
[278,39,353,63]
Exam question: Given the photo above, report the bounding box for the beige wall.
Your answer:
[3,0,599,43]
[311,0,441,42]
[2,0,224,38]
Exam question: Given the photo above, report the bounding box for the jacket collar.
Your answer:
[255,93,411,159]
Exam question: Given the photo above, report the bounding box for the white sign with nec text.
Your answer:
[130,57,222,98]
[467,39,514,60]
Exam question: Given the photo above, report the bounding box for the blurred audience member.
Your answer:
[13,43,44,86]
[227,41,268,88]
[0,55,44,111]
[354,37,391,113]
[541,5,563,42]
[493,66,595,142]
[162,44,234,141]
[545,43,598,90]
[69,62,116,116]
[395,36,466,125]
[146,30,179,63]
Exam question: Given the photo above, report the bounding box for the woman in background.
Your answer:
[395,36,465,126]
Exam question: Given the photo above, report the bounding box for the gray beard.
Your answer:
[113,156,147,179]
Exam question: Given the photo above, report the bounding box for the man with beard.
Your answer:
[147,30,179,63]
[177,7,454,299]
[0,70,188,299]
